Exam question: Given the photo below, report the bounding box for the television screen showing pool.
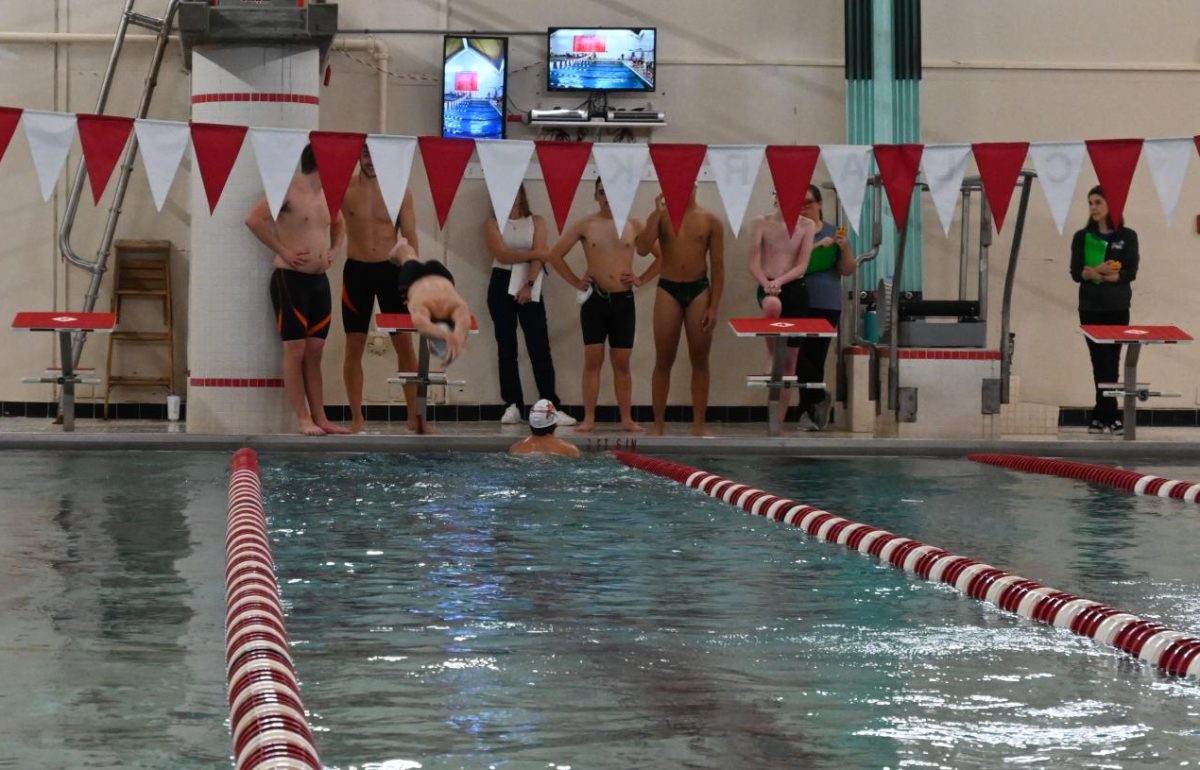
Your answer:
[442,36,508,140]
[547,27,656,92]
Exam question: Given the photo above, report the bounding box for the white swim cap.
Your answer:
[528,399,558,430]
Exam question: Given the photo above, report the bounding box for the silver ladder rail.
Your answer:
[59,0,181,367]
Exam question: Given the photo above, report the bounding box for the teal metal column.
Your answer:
[845,0,922,292]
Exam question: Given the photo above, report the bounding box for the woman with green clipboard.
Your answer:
[1069,185,1140,435]
[795,185,856,431]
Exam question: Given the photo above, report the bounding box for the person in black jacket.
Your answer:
[1070,185,1139,435]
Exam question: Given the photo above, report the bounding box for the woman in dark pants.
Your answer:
[1070,185,1139,435]
[483,185,575,426]
[795,185,856,430]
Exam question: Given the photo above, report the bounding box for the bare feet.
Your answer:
[619,420,644,433]
[298,419,325,436]
[413,417,435,435]
[316,419,353,435]
[691,425,714,437]
[406,416,422,433]
[575,420,595,434]
[349,417,366,434]
[648,423,665,437]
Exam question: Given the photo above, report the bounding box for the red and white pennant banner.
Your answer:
[4,104,1200,237]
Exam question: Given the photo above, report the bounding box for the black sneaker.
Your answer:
[1087,419,1106,434]
[1108,419,1124,436]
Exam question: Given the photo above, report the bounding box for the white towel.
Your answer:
[507,262,545,303]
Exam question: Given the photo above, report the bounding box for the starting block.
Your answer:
[729,317,836,436]
[376,313,479,425]
[1082,324,1193,440]
[12,311,117,432]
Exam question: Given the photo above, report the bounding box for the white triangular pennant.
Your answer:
[1143,137,1193,226]
[248,127,309,219]
[592,143,650,236]
[706,144,764,236]
[1028,141,1085,235]
[21,110,77,202]
[819,145,873,235]
[133,119,189,212]
[476,139,534,226]
[365,134,417,225]
[920,144,971,236]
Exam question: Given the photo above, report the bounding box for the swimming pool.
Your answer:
[3,450,1199,768]
[548,61,652,91]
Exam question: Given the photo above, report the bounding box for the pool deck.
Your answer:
[1,416,1198,458]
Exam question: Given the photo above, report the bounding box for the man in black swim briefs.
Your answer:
[635,188,725,436]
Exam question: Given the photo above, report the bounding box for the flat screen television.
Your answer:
[442,35,508,140]
[547,27,656,93]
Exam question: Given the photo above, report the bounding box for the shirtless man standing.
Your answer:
[545,180,659,433]
[340,145,422,433]
[244,144,351,436]
[748,193,816,423]
[635,188,725,436]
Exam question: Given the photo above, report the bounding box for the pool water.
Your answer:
[548,61,652,91]
[264,453,1200,770]
[2,450,1199,769]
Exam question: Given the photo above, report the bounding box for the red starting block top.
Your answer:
[1081,324,1193,344]
[376,313,480,334]
[728,317,836,338]
[12,311,117,332]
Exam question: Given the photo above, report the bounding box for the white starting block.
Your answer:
[1082,324,1193,440]
[12,311,117,432]
[376,312,478,425]
[729,317,836,437]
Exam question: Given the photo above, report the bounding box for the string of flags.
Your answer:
[0,104,1194,241]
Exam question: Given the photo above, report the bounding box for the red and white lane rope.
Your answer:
[226,448,321,770]
[969,453,1200,502]
[611,451,1200,679]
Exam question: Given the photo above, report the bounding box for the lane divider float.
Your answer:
[226,448,321,770]
[969,453,1200,502]
[611,450,1200,679]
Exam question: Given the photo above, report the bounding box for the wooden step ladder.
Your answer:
[104,240,176,417]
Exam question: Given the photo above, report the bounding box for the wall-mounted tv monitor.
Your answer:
[442,35,508,140]
[547,27,656,93]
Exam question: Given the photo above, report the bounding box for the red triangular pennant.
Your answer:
[1086,138,1143,228]
[418,136,475,229]
[972,142,1030,233]
[873,144,924,232]
[765,145,821,235]
[310,130,366,219]
[536,140,592,233]
[0,106,22,165]
[190,122,248,214]
[76,114,134,204]
[649,143,707,233]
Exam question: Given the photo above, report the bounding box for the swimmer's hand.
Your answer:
[575,274,594,292]
[439,329,462,365]
[282,249,311,268]
[620,270,640,288]
[387,237,416,265]
[700,304,717,332]
[321,249,337,269]
[764,278,781,296]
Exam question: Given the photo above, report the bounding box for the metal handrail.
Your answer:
[59,0,180,365]
[999,170,1037,404]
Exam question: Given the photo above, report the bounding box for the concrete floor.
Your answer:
[2,414,1198,458]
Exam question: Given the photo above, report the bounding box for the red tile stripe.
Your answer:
[969,453,1200,504]
[224,449,321,770]
[191,378,285,388]
[611,450,1200,680]
[192,93,319,105]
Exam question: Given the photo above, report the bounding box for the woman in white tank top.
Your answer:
[482,184,575,426]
